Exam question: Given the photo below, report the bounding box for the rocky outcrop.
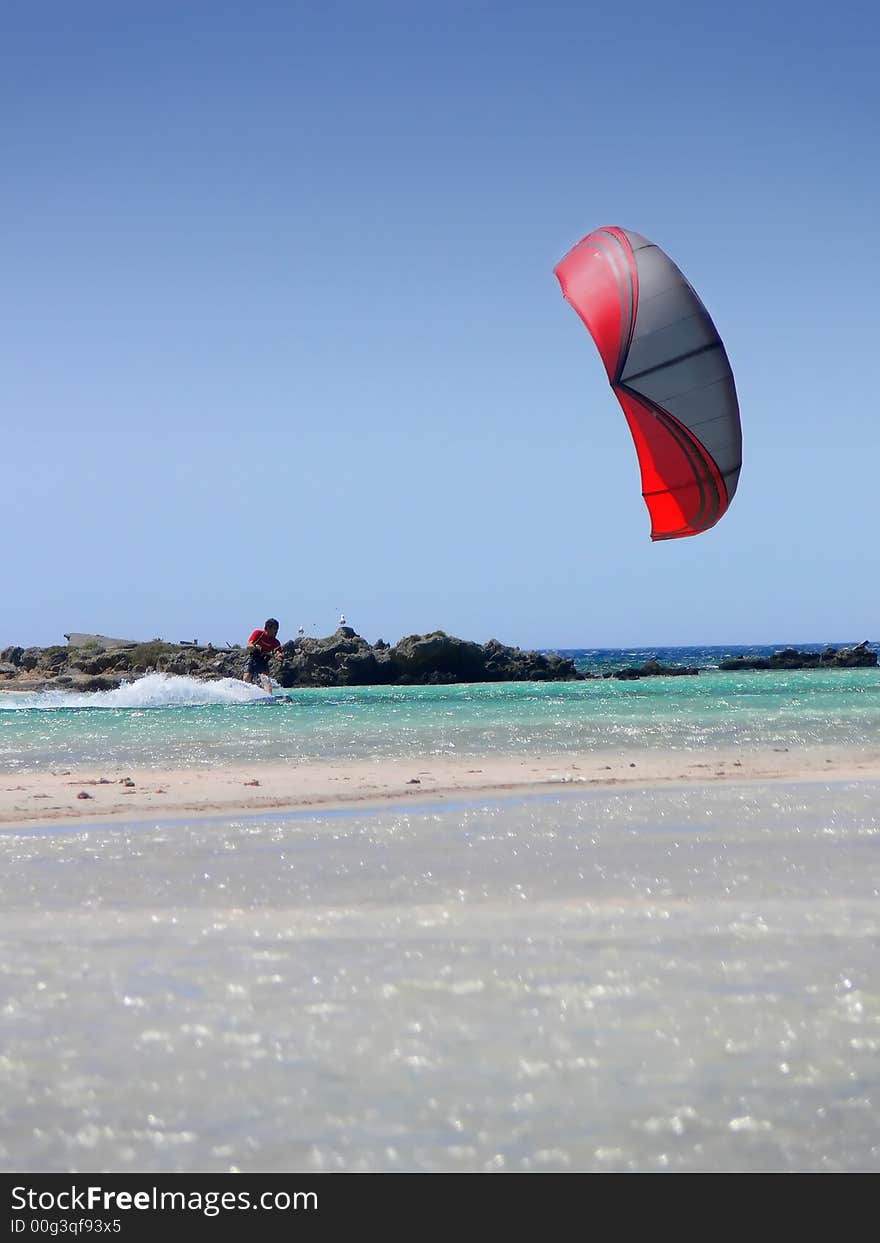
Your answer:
[0,639,240,690]
[272,630,583,688]
[607,659,700,680]
[1,634,875,692]
[0,629,584,690]
[718,642,877,671]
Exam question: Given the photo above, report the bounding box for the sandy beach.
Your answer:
[4,744,880,829]
[3,763,880,1172]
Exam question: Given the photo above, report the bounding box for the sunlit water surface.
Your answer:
[2,659,880,771]
[1,780,878,1173]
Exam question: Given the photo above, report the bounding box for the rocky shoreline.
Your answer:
[0,628,582,692]
[718,643,877,671]
[0,631,875,693]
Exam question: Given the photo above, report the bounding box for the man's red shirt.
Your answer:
[248,629,281,654]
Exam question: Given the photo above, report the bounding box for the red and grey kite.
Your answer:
[554,227,742,540]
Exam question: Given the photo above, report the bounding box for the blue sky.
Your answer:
[3,0,878,649]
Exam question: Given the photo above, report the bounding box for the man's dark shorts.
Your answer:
[246,652,270,680]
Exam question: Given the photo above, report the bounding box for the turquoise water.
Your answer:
[2,646,879,771]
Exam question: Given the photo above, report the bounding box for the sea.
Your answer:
[1,644,879,1173]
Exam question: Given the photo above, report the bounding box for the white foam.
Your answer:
[0,673,272,711]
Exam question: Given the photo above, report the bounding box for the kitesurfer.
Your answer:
[243,618,282,693]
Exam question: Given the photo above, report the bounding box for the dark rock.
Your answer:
[70,650,133,675]
[37,646,69,671]
[719,644,876,672]
[390,632,487,680]
[73,675,124,692]
[613,661,700,680]
[260,629,584,688]
[830,641,877,667]
[338,651,388,686]
[383,633,582,685]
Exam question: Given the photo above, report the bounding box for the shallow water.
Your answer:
[3,663,880,771]
[2,780,878,1172]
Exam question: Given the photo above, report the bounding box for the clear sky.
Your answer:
[3,0,878,650]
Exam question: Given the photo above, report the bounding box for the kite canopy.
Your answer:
[554,226,741,540]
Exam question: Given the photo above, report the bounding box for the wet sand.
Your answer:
[3,745,879,829]
[2,776,879,1172]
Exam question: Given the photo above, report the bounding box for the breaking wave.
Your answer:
[0,673,272,712]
